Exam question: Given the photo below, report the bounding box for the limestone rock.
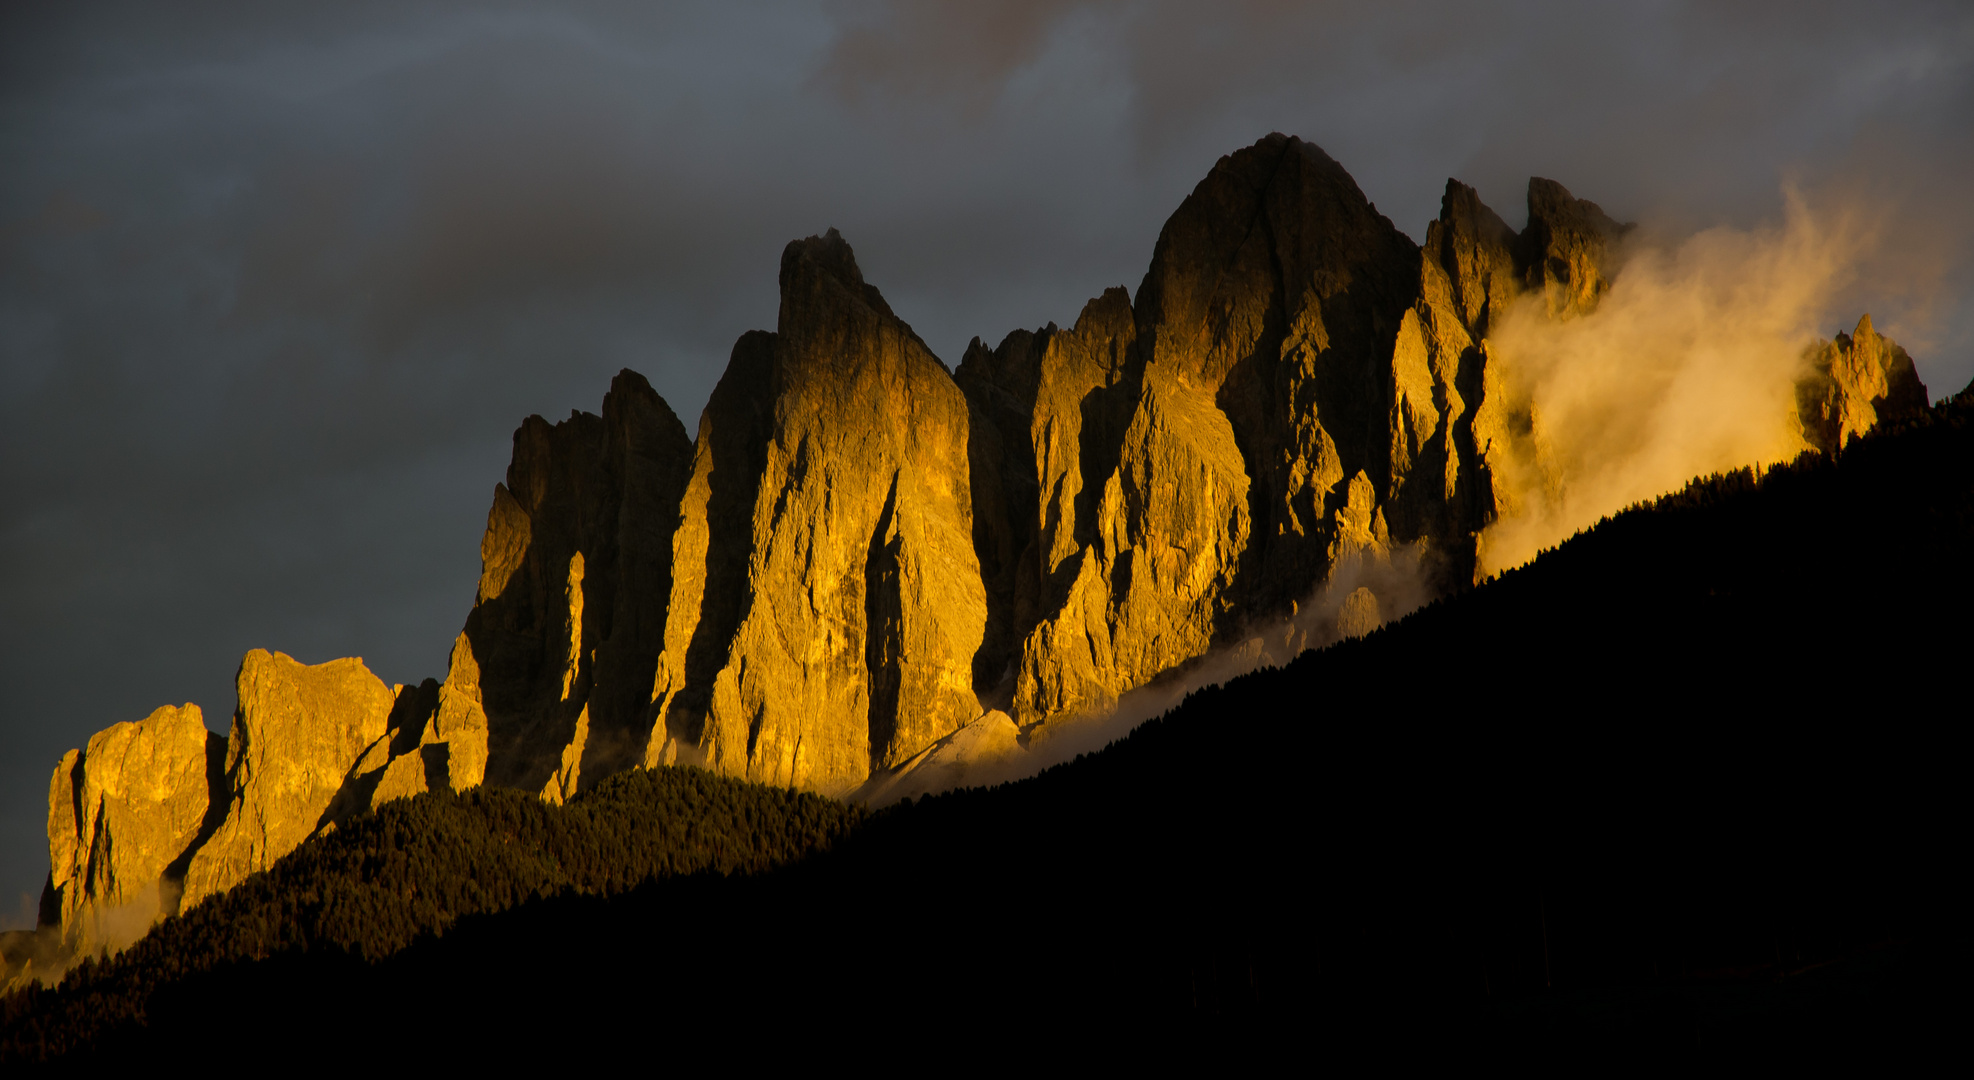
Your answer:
[540,704,587,805]
[1425,179,1521,340]
[314,730,393,829]
[1797,314,1930,453]
[1423,179,1633,567]
[648,230,987,794]
[47,135,1948,932]
[440,369,694,797]
[1133,135,1424,618]
[1004,135,1499,724]
[428,633,490,792]
[947,137,1530,727]
[1516,177,1633,320]
[955,288,1137,707]
[1335,586,1382,639]
[39,664,442,952]
[317,679,444,819]
[1410,179,1523,561]
[986,143,1666,729]
[953,330,1045,703]
[368,748,430,810]
[1013,372,1253,721]
[643,331,777,770]
[855,710,1024,806]
[182,651,395,908]
[43,704,219,954]
[1328,470,1392,565]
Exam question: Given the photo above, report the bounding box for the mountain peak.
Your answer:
[19,135,1937,967]
[781,226,897,322]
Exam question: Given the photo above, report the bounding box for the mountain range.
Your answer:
[3,134,1958,1062]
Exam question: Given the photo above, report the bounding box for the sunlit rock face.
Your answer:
[181,651,395,909]
[38,133,1940,941]
[955,289,1139,718]
[1797,314,1930,453]
[967,136,1526,725]
[38,662,463,943]
[1139,137,1429,605]
[437,369,694,802]
[1413,179,1521,539]
[1516,177,1633,320]
[646,230,988,794]
[44,705,218,954]
[314,676,448,822]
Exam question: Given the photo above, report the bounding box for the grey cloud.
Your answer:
[816,0,1105,112]
[3,0,1969,925]
[821,2,1974,367]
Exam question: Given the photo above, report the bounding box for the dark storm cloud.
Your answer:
[2,0,1969,926]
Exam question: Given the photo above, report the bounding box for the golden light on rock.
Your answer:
[29,135,1932,962]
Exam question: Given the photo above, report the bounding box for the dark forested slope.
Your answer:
[6,394,1970,1065]
[2,768,862,1060]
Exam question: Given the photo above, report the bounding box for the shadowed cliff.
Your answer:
[19,134,1937,964]
[6,389,1968,1065]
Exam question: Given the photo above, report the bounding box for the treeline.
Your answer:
[1,767,862,1061]
[6,396,1971,1065]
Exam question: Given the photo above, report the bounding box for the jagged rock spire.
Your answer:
[33,136,1933,954]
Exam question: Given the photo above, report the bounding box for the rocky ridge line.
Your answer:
[18,134,1929,974]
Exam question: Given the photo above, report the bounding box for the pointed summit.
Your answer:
[1517,177,1634,318]
[1797,313,1929,452]
[648,227,986,791]
[28,134,1943,951]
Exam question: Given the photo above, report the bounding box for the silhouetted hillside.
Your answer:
[6,396,1970,1066]
[2,767,861,1061]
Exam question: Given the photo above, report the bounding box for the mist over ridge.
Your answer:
[9,344,1971,1060]
[1478,187,1909,572]
[8,129,1945,983]
[4,1,1971,941]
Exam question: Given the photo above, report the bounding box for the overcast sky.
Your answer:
[3,0,1970,928]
